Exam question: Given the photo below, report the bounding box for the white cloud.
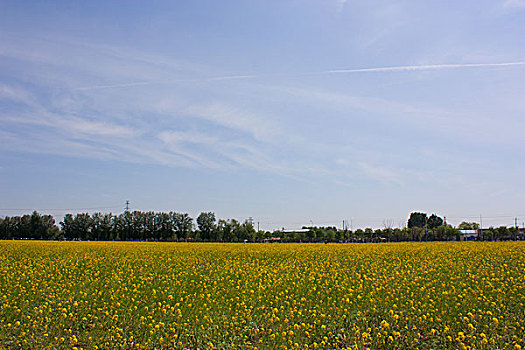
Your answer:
[504,0,525,7]
[0,84,34,104]
[185,103,280,141]
[336,0,347,13]
[2,31,524,190]
[158,130,218,145]
[1,112,137,139]
[66,119,136,138]
[157,129,294,175]
[357,162,403,185]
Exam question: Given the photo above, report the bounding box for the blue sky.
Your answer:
[1,0,524,230]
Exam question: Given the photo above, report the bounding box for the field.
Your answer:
[0,242,524,349]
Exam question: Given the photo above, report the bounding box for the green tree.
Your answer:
[407,212,427,228]
[217,219,231,242]
[495,226,509,240]
[240,220,256,242]
[230,219,243,242]
[427,214,443,229]
[73,213,93,240]
[60,214,75,240]
[197,212,216,241]
[458,222,479,230]
[172,213,193,240]
[116,211,133,241]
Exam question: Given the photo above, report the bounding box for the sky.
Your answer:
[1,0,525,231]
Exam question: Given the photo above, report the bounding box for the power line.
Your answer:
[0,206,121,211]
[445,215,525,219]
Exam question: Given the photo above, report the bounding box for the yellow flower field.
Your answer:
[0,241,524,349]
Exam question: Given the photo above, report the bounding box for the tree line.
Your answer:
[0,210,522,242]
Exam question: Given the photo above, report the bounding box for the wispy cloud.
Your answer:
[336,0,348,13]
[0,111,137,139]
[157,129,297,177]
[185,103,280,141]
[2,33,524,190]
[75,75,257,91]
[357,162,404,185]
[0,84,35,104]
[503,0,525,8]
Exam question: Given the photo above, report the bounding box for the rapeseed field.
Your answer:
[0,242,524,349]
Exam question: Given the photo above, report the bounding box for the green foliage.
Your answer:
[196,212,216,241]
[1,210,521,243]
[427,214,444,229]
[0,211,57,240]
[407,212,427,228]
[458,221,480,230]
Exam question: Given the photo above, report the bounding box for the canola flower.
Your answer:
[0,241,524,349]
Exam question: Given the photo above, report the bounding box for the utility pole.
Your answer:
[125,200,130,212]
[480,214,483,241]
[425,215,428,242]
[514,217,519,241]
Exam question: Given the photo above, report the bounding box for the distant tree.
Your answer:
[410,227,425,241]
[407,212,427,228]
[306,228,316,242]
[172,213,193,240]
[230,219,243,242]
[197,212,216,241]
[458,222,479,230]
[91,212,114,240]
[509,226,519,240]
[392,228,404,241]
[255,229,266,242]
[483,227,495,241]
[0,217,9,239]
[217,219,231,242]
[73,213,93,240]
[154,212,171,240]
[115,211,133,241]
[61,214,75,240]
[30,211,44,239]
[427,214,443,229]
[19,214,32,238]
[495,226,509,240]
[334,229,343,242]
[0,216,19,239]
[240,220,256,242]
[48,226,61,239]
[354,229,365,238]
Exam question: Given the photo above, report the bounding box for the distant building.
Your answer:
[459,229,478,241]
[263,237,281,243]
[281,229,311,234]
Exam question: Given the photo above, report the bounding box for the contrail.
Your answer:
[325,61,525,74]
[75,61,525,90]
[75,75,256,91]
